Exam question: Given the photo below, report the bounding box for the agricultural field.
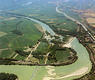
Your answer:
[0,15,42,60]
[73,9,95,28]
[10,2,78,35]
[0,0,78,64]
[47,47,72,64]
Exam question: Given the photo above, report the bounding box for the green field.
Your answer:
[0,0,78,63]
[55,49,71,62]
[34,41,49,54]
[10,2,78,35]
[0,16,42,60]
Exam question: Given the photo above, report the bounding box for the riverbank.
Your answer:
[43,67,89,80]
[0,53,77,66]
[57,67,88,79]
[63,37,75,48]
[75,36,95,80]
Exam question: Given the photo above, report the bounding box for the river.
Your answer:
[25,17,56,36]
[54,38,92,80]
[0,13,92,80]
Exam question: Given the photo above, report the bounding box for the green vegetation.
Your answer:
[34,41,49,55]
[0,0,78,64]
[55,48,72,62]
[47,46,74,64]
[0,73,18,80]
[10,1,78,35]
[32,41,50,64]
[0,16,42,61]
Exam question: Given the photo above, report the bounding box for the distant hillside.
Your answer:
[62,0,95,10]
[0,0,16,10]
[0,0,36,10]
[0,0,57,10]
[1,0,95,10]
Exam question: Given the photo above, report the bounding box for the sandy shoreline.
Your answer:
[43,66,88,80]
[56,67,88,79]
[63,37,75,48]
[43,66,55,80]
